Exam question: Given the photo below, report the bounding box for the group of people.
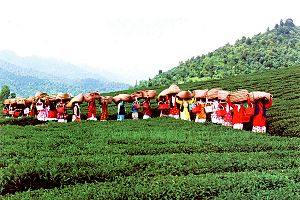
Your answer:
[2,87,273,133]
[157,93,273,133]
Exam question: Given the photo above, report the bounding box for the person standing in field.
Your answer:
[131,98,140,120]
[176,98,193,121]
[117,100,126,121]
[226,95,251,130]
[72,102,81,121]
[168,94,180,119]
[252,96,273,133]
[194,98,206,123]
[87,99,97,121]
[100,100,109,121]
[223,102,233,127]
[56,100,66,123]
[142,98,152,119]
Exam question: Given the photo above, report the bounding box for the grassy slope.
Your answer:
[93,65,300,136]
[1,65,299,136]
[1,118,300,199]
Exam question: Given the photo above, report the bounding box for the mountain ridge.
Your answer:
[0,52,130,96]
[137,18,300,87]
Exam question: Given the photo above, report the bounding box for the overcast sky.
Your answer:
[0,0,299,84]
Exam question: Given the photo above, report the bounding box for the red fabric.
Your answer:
[88,100,97,118]
[169,100,180,115]
[227,99,245,124]
[100,102,109,120]
[143,101,152,116]
[48,110,57,118]
[253,98,272,127]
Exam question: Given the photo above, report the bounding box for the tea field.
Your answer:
[1,118,300,199]
[0,66,300,199]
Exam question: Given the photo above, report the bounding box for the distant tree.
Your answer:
[285,18,295,27]
[267,27,270,32]
[10,93,16,98]
[0,85,10,100]
[148,78,152,87]
[245,37,252,45]
[158,70,162,75]
[280,19,284,26]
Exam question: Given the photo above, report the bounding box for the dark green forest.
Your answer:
[137,19,300,87]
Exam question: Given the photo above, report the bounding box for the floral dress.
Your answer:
[100,101,109,121]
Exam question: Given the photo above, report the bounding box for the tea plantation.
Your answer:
[0,66,300,199]
[1,118,300,199]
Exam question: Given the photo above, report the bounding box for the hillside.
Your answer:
[102,65,300,136]
[138,18,300,87]
[0,52,130,96]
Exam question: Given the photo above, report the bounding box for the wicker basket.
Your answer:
[56,93,71,101]
[218,90,230,101]
[9,99,17,104]
[113,94,131,104]
[35,91,48,97]
[193,89,208,98]
[229,90,249,103]
[71,94,84,103]
[100,96,113,104]
[207,88,222,99]
[17,98,26,105]
[142,90,156,99]
[249,91,272,102]
[25,96,35,105]
[168,84,181,94]
[177,91,194,99]
[131,91,144,99]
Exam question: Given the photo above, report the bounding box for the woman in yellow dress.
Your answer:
[176,98,193,121]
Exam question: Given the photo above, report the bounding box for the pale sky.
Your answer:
[0,0,299,85]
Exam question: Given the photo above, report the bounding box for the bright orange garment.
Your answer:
[253,98,272,127]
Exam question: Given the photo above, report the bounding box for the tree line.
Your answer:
[136,19,300,88]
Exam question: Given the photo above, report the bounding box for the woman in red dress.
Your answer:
[227,95,251,130]
[252,97,273,133]
[100,100,109,121]
[87,99,97,120]
[168,94,180,119]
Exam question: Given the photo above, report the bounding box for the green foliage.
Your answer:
[0,85,10,100]
[10,93,16,98]
[1,118,300,199]
[139,19,300,86]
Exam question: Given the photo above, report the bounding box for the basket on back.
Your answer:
[218,90,230,101]
[193,89,208,98]
[206,88,222,99]
[100,96,113,104]
[16,98,26,105]
[229,90,248,103]
[84,92,101,102]
[168,84,181,94]
[249,91,272,102]
[56,93,71,101]
[177,90,194,99]
[35,91,48,98]
[131,91,144,99]
[66,94,84,108]
[157,89,169,101]
[9,99,17,104]
[113,94,131,104]
[142,90,156,99]
[25,96,36,105]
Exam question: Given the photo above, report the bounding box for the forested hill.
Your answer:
[138,19,300,87]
